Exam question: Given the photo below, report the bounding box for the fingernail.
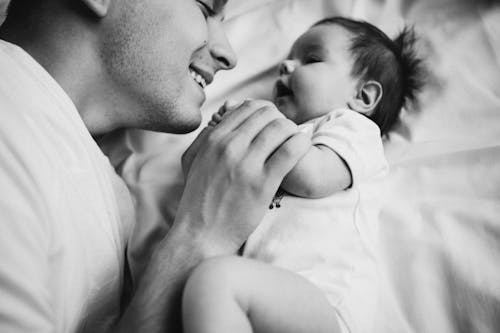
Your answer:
[224,99,241,109]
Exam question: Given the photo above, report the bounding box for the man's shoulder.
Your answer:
[0,40,89,164]
[0,46,56,166]
[0,40,57,118]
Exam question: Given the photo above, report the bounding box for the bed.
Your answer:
[5,0,498,332]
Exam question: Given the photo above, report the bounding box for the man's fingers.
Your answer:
[264,132,311,181]
[187,100,283,176]
[215,99,275,134]
[247,118,299,163]
[228,105,285,146]
[218,99,244,117]
[181,126,212,176]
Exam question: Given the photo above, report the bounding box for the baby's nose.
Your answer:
[279,60,295,76]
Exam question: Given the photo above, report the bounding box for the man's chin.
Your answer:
[140,113,202,134]
[171,121,202,134]
[154,120,201,134]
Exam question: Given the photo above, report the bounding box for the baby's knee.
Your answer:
[183,257,255,333]
[183,256,241,307]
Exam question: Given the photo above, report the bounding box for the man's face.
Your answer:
[100,0,236,133]
[273,25,358,124]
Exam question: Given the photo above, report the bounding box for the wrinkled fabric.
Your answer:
[0,40,134,332]
[244,108,388,333]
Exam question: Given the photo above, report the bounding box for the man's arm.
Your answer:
[114,225,210,332]
[115,100,310,332]
[281,144,352,198]
[0,114,56,332]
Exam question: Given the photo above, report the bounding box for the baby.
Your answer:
[182,16,424,333]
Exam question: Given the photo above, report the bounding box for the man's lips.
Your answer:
[274,80,293,98]
[189,65,214,89]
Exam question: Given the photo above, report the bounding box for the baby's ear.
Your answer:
[347,81,383,116]
[80,0,111,18]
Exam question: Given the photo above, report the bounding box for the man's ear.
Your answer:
[81,0,111,18]
[347,80,383,116]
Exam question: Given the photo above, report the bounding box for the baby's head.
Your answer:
[273,16,424,135]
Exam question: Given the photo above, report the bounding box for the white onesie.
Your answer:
[243,108,388,333]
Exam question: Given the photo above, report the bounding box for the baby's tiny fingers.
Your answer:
[211,112,223,124]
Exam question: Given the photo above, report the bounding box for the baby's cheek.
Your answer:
[297,92,322,117]
[295,75,320,102]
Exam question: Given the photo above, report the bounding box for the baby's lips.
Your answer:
[274,80,293,98]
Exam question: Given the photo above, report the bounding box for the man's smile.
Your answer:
[189,65,214,89]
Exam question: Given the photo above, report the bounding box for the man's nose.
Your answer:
[279,60,295,76]
[208,20,237,71]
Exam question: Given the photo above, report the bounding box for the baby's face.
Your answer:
[273,24,358,124]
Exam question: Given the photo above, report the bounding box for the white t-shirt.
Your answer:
[243,108,389,333]
[0,40,134,332]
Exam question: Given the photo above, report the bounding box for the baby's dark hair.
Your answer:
[313,17,425,136]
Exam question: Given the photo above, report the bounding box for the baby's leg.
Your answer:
[182,256,341,333]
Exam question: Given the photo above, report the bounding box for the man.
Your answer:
[0,0,309,332]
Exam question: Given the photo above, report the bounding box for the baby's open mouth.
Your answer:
[274,80,293,98]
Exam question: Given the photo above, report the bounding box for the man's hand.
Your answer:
[178,99,310,256]
[117,100,309,333]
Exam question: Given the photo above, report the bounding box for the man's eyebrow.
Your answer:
[213,0,227,18]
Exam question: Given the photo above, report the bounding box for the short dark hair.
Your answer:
[313,17,425,136]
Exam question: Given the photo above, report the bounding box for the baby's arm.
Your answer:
[183,256,342,333]
[209,103,351,198]
[281,142,351,198]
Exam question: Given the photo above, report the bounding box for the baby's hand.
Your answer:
[208,100,245,127]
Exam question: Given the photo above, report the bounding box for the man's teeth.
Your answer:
[190,69,207,89]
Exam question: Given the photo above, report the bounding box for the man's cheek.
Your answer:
[176,14,209,48]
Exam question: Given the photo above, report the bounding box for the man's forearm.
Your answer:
[115,223,208,333]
